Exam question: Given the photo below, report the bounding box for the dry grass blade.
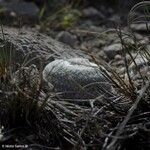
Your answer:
[88,50,135,98]
[128,1,150,28]
[103,81,150,150]
[117,29,135,92]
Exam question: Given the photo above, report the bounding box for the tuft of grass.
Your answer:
[39,2,81,31]
[101,1,150,150]
[0,25,78,149]
[69,2,150,149]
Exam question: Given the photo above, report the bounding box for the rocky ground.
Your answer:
[0,0,150,150]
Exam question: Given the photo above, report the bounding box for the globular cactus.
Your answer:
[43,58,111,99]
[13,65,41,95]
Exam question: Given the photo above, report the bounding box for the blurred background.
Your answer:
[0,0,144,29]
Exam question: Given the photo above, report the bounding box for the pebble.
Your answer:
[0,1,39,24]
[56,31,77,47]
[129,54,149,69]
[130,23,150,33]
[103,43,122,59]
[82,7,104,19]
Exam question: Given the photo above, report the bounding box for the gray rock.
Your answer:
[129,54,149,69]
[108,14,121,24]
[103,43,122,59]
[82,7,104,19]
[43,58,111,99]
[0,2,39,24]
[127,54,150,86]
[56,31,77,47]
[130,23,150,32]
[79,20,94,28]
[82,38,106,49]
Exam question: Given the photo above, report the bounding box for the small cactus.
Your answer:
[43,58,111,99]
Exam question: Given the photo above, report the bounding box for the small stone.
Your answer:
[108,14,121,24]
[0,2,39,24]
[128,53,150,82]
[103,43,122,59]
[79,20,93,28]
[130,23,150,32]
[97,51,108,61]
[56,31,77,47]
[82,38,106,49]
[129,54,149,69]
[114,54,122,60]
[82,7,104,19]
